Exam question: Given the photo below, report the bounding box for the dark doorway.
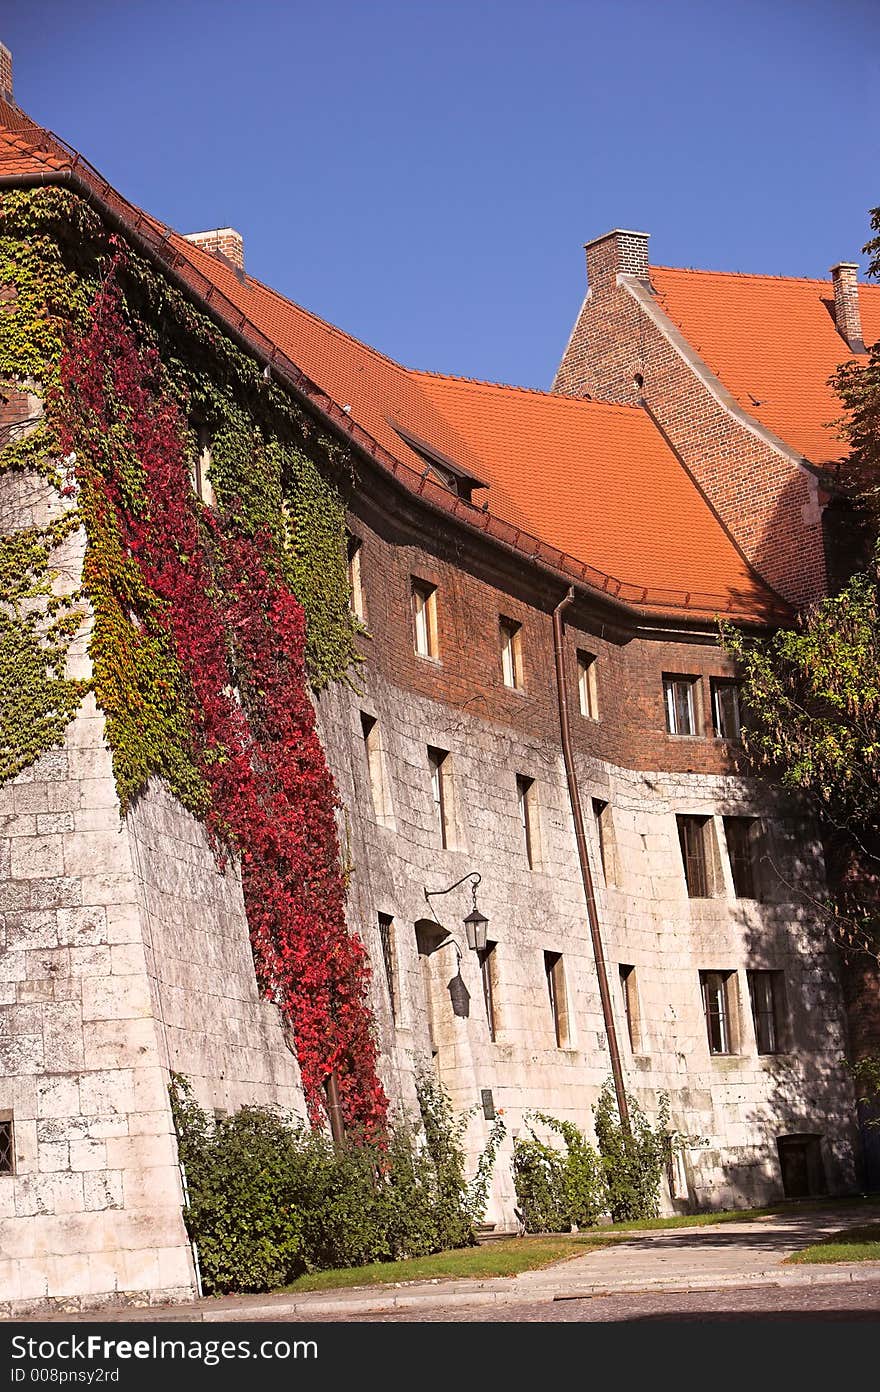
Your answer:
[777,1134,826,1198]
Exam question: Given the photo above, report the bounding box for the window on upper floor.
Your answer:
[412,579,439,659]
[677,814,721,898]
[711,678,743,741]
[577,650,599,719]
[700,970,738,1056]
[544,951,571,1049]
[517,774,538,869]
[500,617,524,690]
[663,674,699,736]
[428,746,452,850]
[347,534,366,623]
[723,816,766,900]
[748,970,784,1055]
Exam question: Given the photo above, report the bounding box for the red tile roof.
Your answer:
[650,265,880,468]
[0,97,783,623]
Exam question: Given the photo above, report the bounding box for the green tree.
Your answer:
[723,205,880,963]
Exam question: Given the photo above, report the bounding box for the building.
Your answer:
[0,49,870,1312]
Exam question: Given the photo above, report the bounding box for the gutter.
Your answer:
[551,587,629,1133]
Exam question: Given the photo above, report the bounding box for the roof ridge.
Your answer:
[410,366,645,410]
[653,262,878,290]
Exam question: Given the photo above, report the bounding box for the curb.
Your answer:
[195,1263,880,1320]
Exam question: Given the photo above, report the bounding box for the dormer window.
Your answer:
[389,420,487,505]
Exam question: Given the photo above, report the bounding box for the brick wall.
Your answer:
[554,249,827,607]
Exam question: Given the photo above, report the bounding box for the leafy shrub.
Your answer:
[170,1072,505,1295]
[512,1112,604,1232]
[593,1082,670,1222]
[512,1087,674,1231]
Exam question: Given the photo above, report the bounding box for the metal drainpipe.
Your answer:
[552,587,630,1133]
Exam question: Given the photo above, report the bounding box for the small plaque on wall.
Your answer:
[481,1088,495,1120]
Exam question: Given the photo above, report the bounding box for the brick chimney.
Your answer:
[830,261,865,353]
[585,229,650,294]
[0,44,12,104]
[182,227,245,273]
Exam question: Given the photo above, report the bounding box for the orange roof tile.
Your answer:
[0,96,782,623]
[650,265,880,468]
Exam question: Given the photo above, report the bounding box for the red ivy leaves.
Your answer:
[55,273,388,1136]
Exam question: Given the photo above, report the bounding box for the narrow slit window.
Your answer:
[577,651,599,719]
[478,941,498,1042]
[544,951,571,1048]
[500,618,524,689]
[592,798,619,886]
[663,674,698,735]
[361,713,392,826]
[378,913,396,1023]
[428,746,451,849]
[191,423,216,507]
[412,579,438,658]
[516,775,537,869]
[0,1117,13,1175]
[619,965,641,1051]
[347,535,366,622]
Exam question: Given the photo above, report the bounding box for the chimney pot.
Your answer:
[585,228,650,293]
[182,227,245,273]
[830,261,865,353]
[0,44,12,104]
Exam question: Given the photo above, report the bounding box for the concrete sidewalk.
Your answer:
[37,1203,880,1322]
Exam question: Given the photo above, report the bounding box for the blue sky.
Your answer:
[4,1,878,388]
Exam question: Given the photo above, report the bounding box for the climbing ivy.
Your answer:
[0,514,86,782]
[0,186,385,1133]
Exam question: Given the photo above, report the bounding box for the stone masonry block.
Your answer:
[81,973,152,1022]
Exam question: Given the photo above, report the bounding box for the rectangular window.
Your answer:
[191,424,216,507]
[677,814,717,898]
[412,579,438,658]
[619,965,641,1051]
[517,774,537,869]
[724,816,764,899]
[663,674,699,735]
[478,941,498,1042]
[378,913,396,1022]
[748,970,783,1055]
[711,678,742,741]
[544,951,571,1048]
[361,713,393,826]
[700,970,736,1055]
[428,746,451,849]
[500,618,524,690]
[592,798,619,886]
[0,1116,13,1175]
[347,535,366,622]
[577,651,599,719]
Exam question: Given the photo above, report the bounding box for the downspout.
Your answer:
[552,587,630,1132]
